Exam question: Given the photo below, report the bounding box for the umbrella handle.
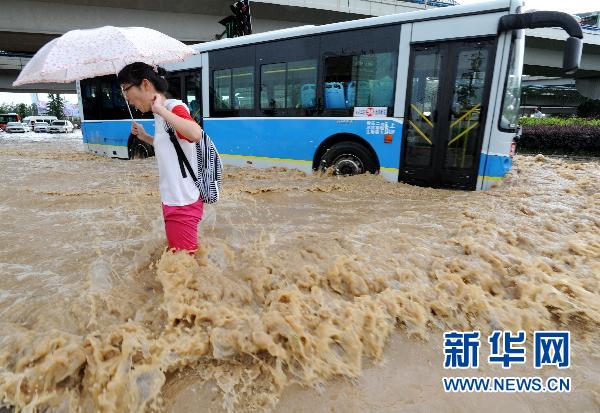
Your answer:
[120,85,134,121]
[114,65,134,121]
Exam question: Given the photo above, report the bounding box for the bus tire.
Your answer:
[318,142,378,176]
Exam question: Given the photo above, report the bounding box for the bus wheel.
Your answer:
[319,142,377,176]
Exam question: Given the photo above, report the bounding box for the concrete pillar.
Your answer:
[576,77,600,100]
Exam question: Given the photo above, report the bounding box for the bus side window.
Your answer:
[260,59,317,115]
[233,67,254,110]
[101,81,114,110]
[288,60,317,110]
[81,80,98,120]
[214,69,232,110]
[322,52,396,112]
[167,76,182,100]
[261,63,286,111]
[185,73,202,124]
[212,66,254,115]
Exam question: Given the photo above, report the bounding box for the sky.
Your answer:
[0,92,79,106]
[1,0,597,106]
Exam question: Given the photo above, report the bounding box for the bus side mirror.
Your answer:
[498,11,583,75]
[564,36,583,75]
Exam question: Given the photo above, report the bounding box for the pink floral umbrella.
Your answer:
[12,26,197,119]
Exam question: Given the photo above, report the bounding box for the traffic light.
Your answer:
[219,0,252,38]
[238,0,253,36]
[218,15,237,39]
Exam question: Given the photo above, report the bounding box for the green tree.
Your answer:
[0,103,13,114]
[47,93,66,119]
[14,103,30,119]
[0,102,38,119]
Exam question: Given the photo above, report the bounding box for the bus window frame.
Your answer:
[166,74,183,100]
[256,35,320,117]
[166,69,203,125]
[317,24,401,118]
[497,31,523,133]
[207,24,402,119]
[209,45,256,118]
[80,75,152,121]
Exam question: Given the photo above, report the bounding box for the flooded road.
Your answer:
[0,131,598,412]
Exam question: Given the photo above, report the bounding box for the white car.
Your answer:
[48,120,74,133]
[34,122,50,133]
[5,122,27,133]
[23,116,57,126]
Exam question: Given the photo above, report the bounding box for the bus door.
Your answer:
[399,38,495,190]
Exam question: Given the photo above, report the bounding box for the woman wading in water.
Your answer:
[118,62,205,254]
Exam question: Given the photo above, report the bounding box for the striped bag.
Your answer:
[165,122,223,204]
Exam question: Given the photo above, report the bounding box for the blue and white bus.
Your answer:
[77,0,582,190]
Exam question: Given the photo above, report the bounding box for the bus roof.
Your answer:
[191,0,514,53]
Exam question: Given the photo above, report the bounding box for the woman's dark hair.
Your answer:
[117,62,169,93]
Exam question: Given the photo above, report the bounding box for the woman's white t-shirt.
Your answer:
[153,99,200,206]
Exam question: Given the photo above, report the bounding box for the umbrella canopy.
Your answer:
[12,26,196,86]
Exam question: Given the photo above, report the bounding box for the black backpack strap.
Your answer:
[166,123,198,182]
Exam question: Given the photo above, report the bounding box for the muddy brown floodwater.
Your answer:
[0,132,598,413]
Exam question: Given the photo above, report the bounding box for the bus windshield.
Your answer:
[499,31,524,130]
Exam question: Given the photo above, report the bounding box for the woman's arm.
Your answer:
[154,104,203,143]
[137,130,154,145]
[131,122,154,145]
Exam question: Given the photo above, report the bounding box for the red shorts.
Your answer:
[161,196,204,252]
